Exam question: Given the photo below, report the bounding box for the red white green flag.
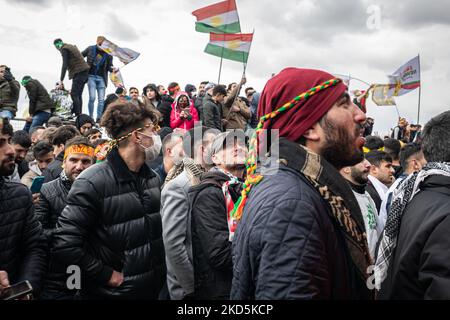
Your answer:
[204,33,253,63]
[387,55,421,96]
[192,0,241,34]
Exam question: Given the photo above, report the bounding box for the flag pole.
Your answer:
[218,55,224,84]
[243,29,255,76]
[417,54,421,124]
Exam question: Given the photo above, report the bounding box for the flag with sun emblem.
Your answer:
[192,0,241,34]
[204,33,253,63]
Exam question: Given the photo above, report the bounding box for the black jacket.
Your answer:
[52,148,166,299]
[194,93,205,122]
[158,95,174,128]
[82,45,114,87]
[24,79,55,115]
[366,181,382,213]
[379,174,450,299]
[43,152,64,183]
[35,176,73,294]
[188,171,242,300]
[202,95,223,131]
[0,179,47,296]
[231,140,371,300]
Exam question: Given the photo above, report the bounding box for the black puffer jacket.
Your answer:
[35,175,73,294]
[158,95,174,128]
[188,171,242,300]
[231,140,371,300]
[24,79,55,115]
[0,179,47,296]
[379,174,450,299]
[52,148,166,299]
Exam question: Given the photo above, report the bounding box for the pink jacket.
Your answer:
[170,92,199,131]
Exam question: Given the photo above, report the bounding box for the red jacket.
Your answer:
[170,92,199,131]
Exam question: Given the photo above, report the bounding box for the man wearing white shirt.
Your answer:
[340,158,382,260]
[366,150,395,212]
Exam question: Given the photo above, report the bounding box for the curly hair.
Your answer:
[100,101,159,141]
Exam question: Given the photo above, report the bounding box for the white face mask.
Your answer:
[139,133,162,161]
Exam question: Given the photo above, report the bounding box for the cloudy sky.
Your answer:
[1,0,449,133]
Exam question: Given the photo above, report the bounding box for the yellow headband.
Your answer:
[363,146,385,154]
[64,144,95,160]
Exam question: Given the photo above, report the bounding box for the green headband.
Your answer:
[21,77,31,86]
[55,41,63,49]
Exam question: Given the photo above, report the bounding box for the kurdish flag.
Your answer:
[204,33,253,63]
[192,0,241,34]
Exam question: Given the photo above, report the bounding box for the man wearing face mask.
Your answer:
[52,102,166,299]
[35,136,95,300]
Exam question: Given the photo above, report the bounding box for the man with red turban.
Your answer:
[231,68,373,299]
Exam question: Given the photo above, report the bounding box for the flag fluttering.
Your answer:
[388,55,421,96]
[110,69,124,88]
[204,33,253,63]
[192,0,241,34]
[372,84,396,106]
[97,36,140,65]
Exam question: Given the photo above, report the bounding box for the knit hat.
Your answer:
[75,114,95,131]
[258,68,346,142]
[204,82,216,92]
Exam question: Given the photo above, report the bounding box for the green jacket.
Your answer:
[0,78,20,115]
[61,44,90,80]
[24,79,55,115]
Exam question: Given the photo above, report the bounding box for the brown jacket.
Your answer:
[222,84,251,131]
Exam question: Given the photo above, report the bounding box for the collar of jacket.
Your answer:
[107,147,155,182]
[348,180,367,195]
[276,137,366,232]
[56,151,64,161]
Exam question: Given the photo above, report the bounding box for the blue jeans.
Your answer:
[0,110,14,120]
[87,75,106,120]
[24,111,52,132]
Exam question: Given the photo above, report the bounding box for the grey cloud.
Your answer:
[106,13,140,42]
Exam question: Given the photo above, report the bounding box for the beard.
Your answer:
[0,156,16,177]
[350,167,369,185]
[320,118,364,170]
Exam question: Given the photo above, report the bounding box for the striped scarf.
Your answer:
[374,162,450,288]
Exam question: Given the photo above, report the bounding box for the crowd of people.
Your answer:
[1,39,450,301]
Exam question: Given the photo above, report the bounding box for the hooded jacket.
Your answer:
[170,92,199,132]
[21,161,43,188]
[188,170,242,300]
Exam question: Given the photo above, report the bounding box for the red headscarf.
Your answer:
[258,68,347,142]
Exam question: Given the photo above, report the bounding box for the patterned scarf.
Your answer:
[268,139,373,282]
[374,162,450,288]
[210,167,242,242]
[59,170,73,190]
[164,157,205,187]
